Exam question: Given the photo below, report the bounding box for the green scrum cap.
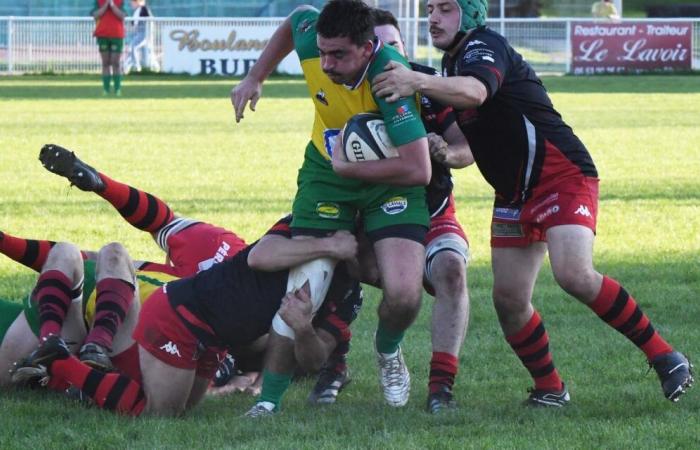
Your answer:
[455,0,488,31]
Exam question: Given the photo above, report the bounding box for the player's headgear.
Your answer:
[455,0,488,31]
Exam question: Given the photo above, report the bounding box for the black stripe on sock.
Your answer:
[41,295,71,313]
[103,375,131,410]
[82,369,106,398]
[520,345,550,364]
[511,323,545,350]
[601,288,630,322]
[39,311,64,325]
[117,187,140,218]
[94,299,127,321]
[617,307,643,335]
[631,324,656,346]
[531,362,555,378]
[22,240,39,267]
[92,318,118,335]
[132,194,159,230]
[36,278,73,298]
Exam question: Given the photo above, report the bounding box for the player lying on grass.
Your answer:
[10,214,362,416]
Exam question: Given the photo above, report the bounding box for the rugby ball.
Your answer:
[342,113,399,162]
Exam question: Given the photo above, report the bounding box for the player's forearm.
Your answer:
[248,236,337,271]
[110,4,126,19]
[246,13,295,83]
[293,325,330,373]
[336,140,431,186]
[417,75,487,110]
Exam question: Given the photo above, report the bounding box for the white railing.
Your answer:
[1,16,699,75]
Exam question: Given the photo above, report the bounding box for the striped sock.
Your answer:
[0,231,56,272]
[506,310,563,391]
[35,270,75,340]
[97,174,175,233]
[428,352,458,394]
[84,278,135,351]
[588,276,673,361]
[51,355,145,416]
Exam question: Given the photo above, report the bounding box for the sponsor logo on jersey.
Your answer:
[297,19,313,33]
[315,89,328,106]
[316,202,341,219]
[492,222,524,238]
[535,204,560,223]
[381,196,408,215]
[160,341,181,357]
[575,204,592,217]
[493,207,521,221]
[396,104,409,115]
[466,40,486,48]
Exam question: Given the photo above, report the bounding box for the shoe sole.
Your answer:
[308,378,351,405]
[39,144,76,178]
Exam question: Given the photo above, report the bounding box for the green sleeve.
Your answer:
[290,8,320,61]
[368,46,426,146]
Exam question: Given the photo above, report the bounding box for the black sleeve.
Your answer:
[456,32,509,100]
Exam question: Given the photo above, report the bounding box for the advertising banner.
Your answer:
[571,21,692,74]
[162,24,302,76]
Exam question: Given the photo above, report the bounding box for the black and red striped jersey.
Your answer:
[442,26,597,205]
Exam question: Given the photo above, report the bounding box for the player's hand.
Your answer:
[427,132,449,165]
[279,289,313,333]
[371,61,418,103]
[231,76,262,123]
[331,135,352,177]
[327,230,358,261]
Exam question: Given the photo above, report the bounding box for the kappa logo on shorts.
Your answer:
[160,341,182,358]
[492,223,524,238]
[575,204,592,218]
[316,202,340,219]
[381,196,408,215]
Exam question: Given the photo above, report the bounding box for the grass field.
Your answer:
[0,74,699,449]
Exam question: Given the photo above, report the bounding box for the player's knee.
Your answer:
[492,283,529,316]
[97,242,135,281]
[44,242,83,280]
[553,268,599,301]
[430,253,467,294]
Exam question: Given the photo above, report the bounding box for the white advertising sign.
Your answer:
[162,25,302,75]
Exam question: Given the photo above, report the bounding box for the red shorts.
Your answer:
[491,176,599,247]
[162,221,247,277]
[111,343,142,382]
[132,287,226,379]
[426,194,468,246]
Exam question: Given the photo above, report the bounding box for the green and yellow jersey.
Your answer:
[290,8,426,161]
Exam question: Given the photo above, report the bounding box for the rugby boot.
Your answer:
[39,144,105,192]
[426,385,457,414]
[10,334,71,387]
[79,343,113,372]
[308,358,351,405]
[651,351,694,402]
[244,401,277,418]
[524,383,570,408]
[212,354,238,388]
[376,346,410,407]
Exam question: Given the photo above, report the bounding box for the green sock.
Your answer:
[375,320,405,354]
[113,75,122,92]
[258,370,292,410]
[102,75,111,92]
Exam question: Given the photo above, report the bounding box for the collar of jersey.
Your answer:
[343,38,382,91]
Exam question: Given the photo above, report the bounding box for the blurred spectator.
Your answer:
[93,0,127,95]
[591,0,620,20]
[125,0,159,73]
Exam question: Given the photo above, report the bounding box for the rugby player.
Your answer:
[11,214,362,416]
[233,0,430,409]
[371,0,693,405]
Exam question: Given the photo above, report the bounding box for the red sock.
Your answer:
[51,355,145,416]
[35,270,75,339]
[84,278,134,351]
[429,352,458,394]
[0,231,56,272]
[98,173,175,233]
[588,276,673,361]
[506,311,563,391]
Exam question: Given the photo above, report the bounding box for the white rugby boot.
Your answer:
[376,346,410,407]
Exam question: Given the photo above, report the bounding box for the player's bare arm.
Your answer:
[331,137,431,186]
[92,1,110,18]
[278,289,337,372]
[247,231,358,272]
[372,61,487,109]
[108,0,126,19]
[428,122,474,169]
[231,6,314,122]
